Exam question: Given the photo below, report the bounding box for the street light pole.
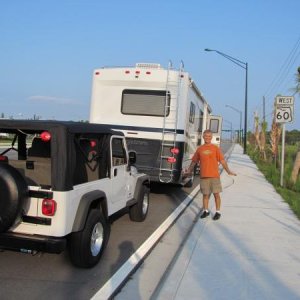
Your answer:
[225,104,242,143]
[205,48,248,154]
[223,119,233,142]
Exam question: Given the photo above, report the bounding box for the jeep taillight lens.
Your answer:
[0,155,8,162]
[42,199,57,216]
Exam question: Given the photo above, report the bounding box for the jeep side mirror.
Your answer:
[128,151,136,165]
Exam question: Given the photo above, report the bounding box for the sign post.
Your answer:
[275,96,294,187]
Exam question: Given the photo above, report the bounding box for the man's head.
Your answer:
[203,129,213,144]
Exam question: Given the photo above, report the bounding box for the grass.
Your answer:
[247,144,300,219]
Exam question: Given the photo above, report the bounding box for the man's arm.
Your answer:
[183,161,197,177]
[220,159,236,176]
[187,161,197,174]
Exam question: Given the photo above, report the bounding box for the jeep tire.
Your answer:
[68,209,110,268]
[129,185,149,222]
[0,164,28,233]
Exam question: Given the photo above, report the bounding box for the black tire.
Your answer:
[129,185,150,222]
[68,209,110,268]
[0,164,28,233]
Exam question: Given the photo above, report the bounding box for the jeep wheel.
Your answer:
[129,185,150,222]
[0,164,28,232]
[68,209,110,268]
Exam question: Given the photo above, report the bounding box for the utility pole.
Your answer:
[263,96,266,122]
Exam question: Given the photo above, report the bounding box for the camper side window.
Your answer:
[189,102,195,123]
[198,112,204,133]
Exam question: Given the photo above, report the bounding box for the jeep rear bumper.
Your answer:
[0,232,66,254]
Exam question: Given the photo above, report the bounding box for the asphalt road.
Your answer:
[0,141,233,300]
[0,185,196,300]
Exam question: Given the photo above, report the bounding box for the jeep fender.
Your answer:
[129,174,150,206]
[72,190,107,232]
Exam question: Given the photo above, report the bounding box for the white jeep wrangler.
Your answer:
[0,120,150,268]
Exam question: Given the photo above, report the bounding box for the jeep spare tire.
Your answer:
[0,164,28,232]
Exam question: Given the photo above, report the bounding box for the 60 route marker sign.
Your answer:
[275,96,294,123]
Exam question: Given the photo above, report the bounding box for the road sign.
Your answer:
[275,96,294,123]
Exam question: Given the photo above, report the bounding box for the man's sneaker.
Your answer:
[200,210,210,219]
[213,212,221,220]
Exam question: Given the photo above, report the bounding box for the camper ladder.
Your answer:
[158,61,184,183]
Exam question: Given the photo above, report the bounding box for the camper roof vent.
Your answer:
[135,63,161,69]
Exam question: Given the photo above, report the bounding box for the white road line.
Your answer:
[91,185,200,300]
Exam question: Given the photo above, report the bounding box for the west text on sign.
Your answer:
[275,96,294,123]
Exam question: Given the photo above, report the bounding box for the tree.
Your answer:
[291,67,300,184]
[292,66,300,95]
[260,120,267,161]
[270,100,281,166]
[254,112,261,151]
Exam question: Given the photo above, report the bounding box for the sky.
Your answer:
[1,0,300,133]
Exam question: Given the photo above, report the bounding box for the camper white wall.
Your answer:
[90,67,187,142]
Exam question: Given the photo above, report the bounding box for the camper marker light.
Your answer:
[146,71,151,75]
[167,157,176,163]
[135,70,140,74]
[125,70,130,74]
[40,131,51,142]
[170,147,179,155]
[42,199,57,216]
[95,71,100,75]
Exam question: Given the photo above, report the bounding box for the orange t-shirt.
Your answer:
[192,144,224,178]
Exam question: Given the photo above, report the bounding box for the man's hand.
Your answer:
[220,159,237,176]
[227,170,237,176]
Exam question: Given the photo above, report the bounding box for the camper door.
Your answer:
[207,115,222,146]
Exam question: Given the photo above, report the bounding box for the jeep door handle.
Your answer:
[114,168,118,177]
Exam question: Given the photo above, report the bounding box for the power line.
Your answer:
[251,36,300,129]
[264,36,300,101]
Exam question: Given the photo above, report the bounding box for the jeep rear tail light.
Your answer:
[42,199,57,216]
[0,155,8,162]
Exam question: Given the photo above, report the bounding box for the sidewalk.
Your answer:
[153,144,300,300]
[114,144,300,300]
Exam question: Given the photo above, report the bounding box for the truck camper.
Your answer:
[90,62,222,186]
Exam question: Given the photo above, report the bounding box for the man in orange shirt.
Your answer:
[185,129,236,220]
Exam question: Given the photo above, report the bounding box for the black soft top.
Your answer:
[0,120,123,191]
[0,119,123,136]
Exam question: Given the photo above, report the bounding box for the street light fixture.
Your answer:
[225,104,242,143]
[205,48,248,154]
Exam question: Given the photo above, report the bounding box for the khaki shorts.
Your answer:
[200,178,222,195]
